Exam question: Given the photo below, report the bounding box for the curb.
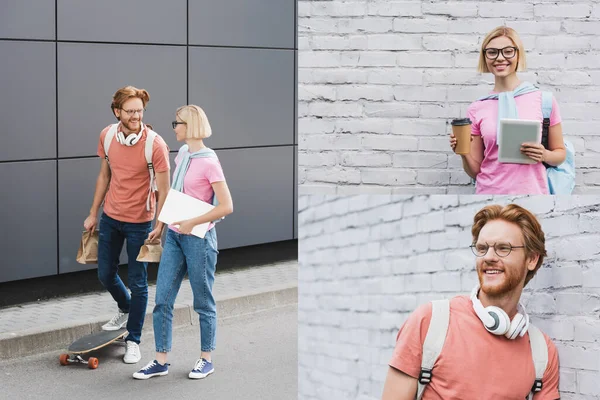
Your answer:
[0,285,297,360]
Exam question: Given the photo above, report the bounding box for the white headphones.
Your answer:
[470,285,529,339]
[115,123,144,146]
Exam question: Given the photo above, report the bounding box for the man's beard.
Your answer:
[122,119,141,133]
[477,263,527,297]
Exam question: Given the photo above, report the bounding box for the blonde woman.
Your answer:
[449,26,566,194]
[133,105,233,380]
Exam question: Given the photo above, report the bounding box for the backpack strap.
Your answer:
[144,129,158,212]
[102,123,119,164]
[527,324,548,400]
[416,299,450,400]
[541,91,553,167]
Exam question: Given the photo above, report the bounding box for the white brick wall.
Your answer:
[298,194,600,400]
[298,0,600,194]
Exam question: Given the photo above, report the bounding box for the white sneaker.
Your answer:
[101,310,128,331]
[123,341,141,364]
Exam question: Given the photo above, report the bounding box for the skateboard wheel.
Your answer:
[88,357,99,369]
[59,354,69,366]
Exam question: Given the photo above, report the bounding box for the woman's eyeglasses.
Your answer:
[172,121,187,129]
[483,46,518,60]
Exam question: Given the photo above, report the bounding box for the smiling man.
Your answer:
[83,86,170,364]
[381,204,560,400]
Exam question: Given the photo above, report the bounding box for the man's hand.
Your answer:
[83,214,97,232]
[147,226,163,242]
[173,219,195,235]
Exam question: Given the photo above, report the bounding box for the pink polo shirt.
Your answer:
[466,91,562,194]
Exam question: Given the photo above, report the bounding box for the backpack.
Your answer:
[103,123,158,212]
[540,91,576,194]
[416,299,548,400]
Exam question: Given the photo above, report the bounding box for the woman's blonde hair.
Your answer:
[478,26,527,73]
[176,105,212,139]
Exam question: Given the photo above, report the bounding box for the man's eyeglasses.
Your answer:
[470,242,525,258]
[172,121,187,129]
[483,46,518,60]
[121,108,145,116]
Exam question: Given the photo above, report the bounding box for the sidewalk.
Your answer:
[0,260,297,359]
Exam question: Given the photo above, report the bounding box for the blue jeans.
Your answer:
[97,212,152,344]
[153,228,218,353]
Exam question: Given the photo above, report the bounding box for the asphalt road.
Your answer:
[0,304,297,400]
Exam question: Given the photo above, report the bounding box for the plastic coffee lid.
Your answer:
[451,118,472,125]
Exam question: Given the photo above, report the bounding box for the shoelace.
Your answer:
[127,341,138,352]
[108,312,124,325]
[194,359,207,371]
[140,361,157,371]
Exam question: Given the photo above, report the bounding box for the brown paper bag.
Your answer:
[76,230,99,264]
[136,238,163,262]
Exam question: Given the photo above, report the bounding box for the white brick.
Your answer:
[367,69,424,85]
[537,36,592,52]
[337,119,393,135]
[337,85,394,101]
[393,86,447,102]
[341,51,397,67]
[393,17,448,33]
[306,167,361,184]
[422,35,479,52]
[299,85,337,101]
[311,35,369,51]
[557,344,600,370]
[556,292,600,315]
[396,51,453,67]
[308,102,364,118]
[301,68,369,84]
[422,2,477,17]
[479,3,534,18]
[528,53,566,70]
[582,263,600,288]
[424,69,484,85]
[311,2,367,17]
[534,4,592,18]
[362,135,419,151]
[579,371,600,396]
[337,18,394,34]
[361,169,417,185]
[416,170,451,186]
[419,103,463,119]
[366,34,422,50]
[418,137,451,152]
[363,102,420,118]
[299,151,338,167]
[367,2,422,17]
[298,118,336,134]
[392,152,448,169]
[504,20,562,35]
[543,214,579,238]
[340,152,392,167]
[299,51,341,68]
[431,271,462,292]
[559,369,577,394]
[392,119,448,136]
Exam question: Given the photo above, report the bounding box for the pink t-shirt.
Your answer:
[168,151,226,233]
[389,296,560,400]
[466,91,562,194]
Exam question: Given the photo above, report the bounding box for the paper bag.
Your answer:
[136,238,163,262]
[76,230,99,264]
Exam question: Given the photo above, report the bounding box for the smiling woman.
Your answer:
[448,26,568,195]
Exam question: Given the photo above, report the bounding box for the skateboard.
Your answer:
[59,328,127,369]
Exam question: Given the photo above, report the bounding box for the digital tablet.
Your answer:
[497,119,541,164]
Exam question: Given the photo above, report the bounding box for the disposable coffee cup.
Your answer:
[451,118,472,155]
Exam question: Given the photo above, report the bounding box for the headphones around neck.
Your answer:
[470,285,529,340]
[116,123,144,146]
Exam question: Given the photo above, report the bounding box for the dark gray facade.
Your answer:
[0,0,297,283]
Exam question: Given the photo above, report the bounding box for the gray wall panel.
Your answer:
[57,0,186,44]
[189,0,295,49]
[189,47,294,149]
[58,158,104,274]
[0,41,56,161]
[57,43,186,157]
[0,0,55,40]
[0,161,57,283]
